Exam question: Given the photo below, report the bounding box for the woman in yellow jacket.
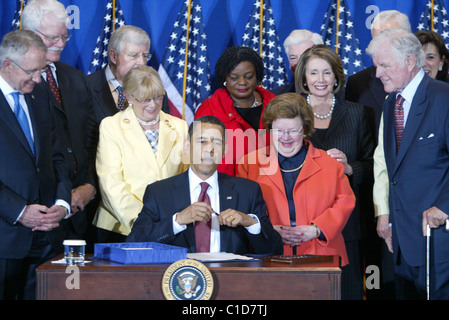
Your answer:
[238,93,355,265]
[94,66,189,242]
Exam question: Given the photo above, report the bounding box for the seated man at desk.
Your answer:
[127,115,283,255]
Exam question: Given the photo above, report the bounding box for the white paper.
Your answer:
[187,252,256,262]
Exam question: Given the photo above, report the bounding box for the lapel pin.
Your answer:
[227,196,232,200]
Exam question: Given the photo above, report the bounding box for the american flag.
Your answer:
[241,0,288,90]
[417,0,449,48]
[88,0,126,74]
[158,0,211,124]
[320,0,364,76]
[10,0,29,31]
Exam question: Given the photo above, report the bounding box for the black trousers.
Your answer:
[0,232,57,300]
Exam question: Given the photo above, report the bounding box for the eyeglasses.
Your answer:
[9,59,46,78]
[271,128,304,137]
[131,94,164,105]
[35,29,72,43]
[123,51,152,62]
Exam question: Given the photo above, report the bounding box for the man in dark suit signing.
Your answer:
[127,116,283,255]
[0,29,71,299]
[368,27,449,299]
[22,0,98,242]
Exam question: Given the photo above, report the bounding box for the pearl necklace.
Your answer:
[307,95,335,120]
[137,114,160,126]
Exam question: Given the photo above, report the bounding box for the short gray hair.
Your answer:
[283,29,323,55]
[108,25,151,55]
[366,27,425,68]
[371,10,411,36]
[22,0,69,31]
[0,29,47,66]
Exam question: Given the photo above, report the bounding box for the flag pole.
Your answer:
[431,0,435,31]
[335,0,341,54]
[19,0,25,29]
[181,0,192,120]
[259,0,264,58]
[112,0,116,31]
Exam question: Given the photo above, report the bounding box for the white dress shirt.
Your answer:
[173,168,261,252]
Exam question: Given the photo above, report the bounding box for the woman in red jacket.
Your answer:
[238,93,355,265]
[195,46,275,176]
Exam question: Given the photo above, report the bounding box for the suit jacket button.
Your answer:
[67,148,72,154]
[392,180,397,185]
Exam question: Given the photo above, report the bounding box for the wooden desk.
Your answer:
[36,255,341,300]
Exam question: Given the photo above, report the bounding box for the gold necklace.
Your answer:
[280,158,306,173]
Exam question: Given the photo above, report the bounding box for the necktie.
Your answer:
[11,92,34,155]
[394,94,405,151]
[145,129,159,154]
[195,182,211,252]
[116,85,125,111]
[45,65,61,106]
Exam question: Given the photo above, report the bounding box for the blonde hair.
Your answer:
[122,65,164,104]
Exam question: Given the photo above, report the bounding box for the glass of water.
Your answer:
[63,240,86,265]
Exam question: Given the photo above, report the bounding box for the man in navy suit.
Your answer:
[368,27,449,299]
[22,0,98,243]
[127,116,283,255]
[0,29,71,299]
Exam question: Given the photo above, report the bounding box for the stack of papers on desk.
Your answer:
[187,252,256,262]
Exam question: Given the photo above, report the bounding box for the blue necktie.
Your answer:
[116,85,125,111]
[11,92,34,155]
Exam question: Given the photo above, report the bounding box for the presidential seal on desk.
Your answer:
[162,259,214,300]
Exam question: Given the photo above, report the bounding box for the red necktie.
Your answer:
[195,182,211,252]
[45,65,62,106]
[394,94,405,151]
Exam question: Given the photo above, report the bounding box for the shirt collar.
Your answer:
[0,74,16,97]
[188,167,219,192]
[105,64,121,91]
[398,68,425,103]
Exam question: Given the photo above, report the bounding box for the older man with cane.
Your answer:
[369,27,449,300]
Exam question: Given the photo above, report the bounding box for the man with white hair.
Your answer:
[22,0,98,244]
[87,25,170,124]
[272,29,323,95]
[345,10,411,300]
[346,10,411,140]
[368,27,449,299]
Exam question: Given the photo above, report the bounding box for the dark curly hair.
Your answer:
[215,46,265,87]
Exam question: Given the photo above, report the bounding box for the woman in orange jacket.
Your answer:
[238,93,355,265]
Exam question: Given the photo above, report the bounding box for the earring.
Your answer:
[334,82,338,87]
[439,66,443,71]
[223,81,227,86]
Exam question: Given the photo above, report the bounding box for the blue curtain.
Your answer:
[0,0,443,84]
